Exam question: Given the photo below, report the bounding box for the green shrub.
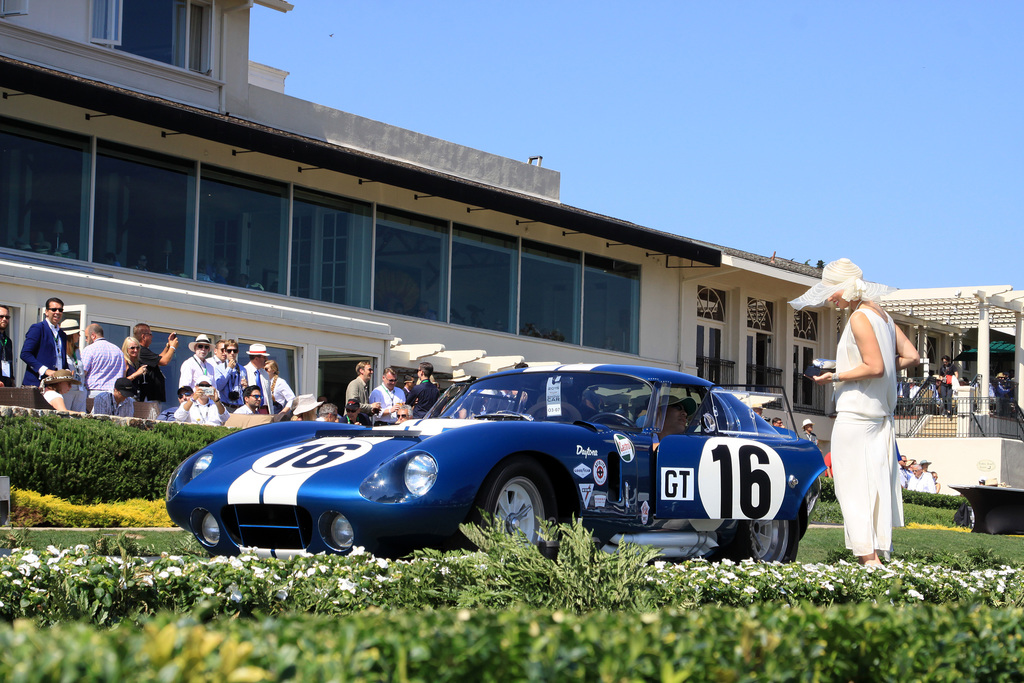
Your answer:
[818,475,963,510]
[1,604,1023,682]
[0,415,229,502]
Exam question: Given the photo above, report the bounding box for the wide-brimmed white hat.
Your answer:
[789,258,893,310]
[59,319,81,335]
[247,343,270,356]
[802,418,814,427]
[291,393,323,415]
[188,334,214,353]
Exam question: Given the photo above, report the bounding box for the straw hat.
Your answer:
[59,319,80,335]
[188,334,214,353]
[291,394,323,416]
[789,258,893,310]
[42,369,80,386]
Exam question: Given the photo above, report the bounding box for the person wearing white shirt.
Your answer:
[265,358,296,412]
[232,385,263,415]
[242,343,274,414]
[368,367,406,425]
[179,334,217,391]
[173,380,228,425]
[907,464,937,494]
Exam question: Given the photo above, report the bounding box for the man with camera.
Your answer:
[173,379,228,425]
[214,338,245,411]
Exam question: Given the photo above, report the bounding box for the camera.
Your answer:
[228,391,240,402]
[200,386,215,397]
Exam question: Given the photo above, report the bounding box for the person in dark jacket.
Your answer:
[406,361,440,418]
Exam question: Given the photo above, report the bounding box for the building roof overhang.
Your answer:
[881,286,1023,331]
[0,56,721,268]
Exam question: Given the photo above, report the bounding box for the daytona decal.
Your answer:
[593,459,608,486]
[576,445,598,458]
[696,437,785,520]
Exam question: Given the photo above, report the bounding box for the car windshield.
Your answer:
[433,371,654,431]
[687,388,793,438]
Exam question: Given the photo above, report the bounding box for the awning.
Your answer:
[954,340,1018,361]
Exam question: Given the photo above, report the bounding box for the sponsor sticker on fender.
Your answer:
[593,493,607,508]
[573,463,592,479]
[579,483,594,508]
[640,500,650,524]
[593,459,608,485]
[576,445,598,458]
[613,434,635,463]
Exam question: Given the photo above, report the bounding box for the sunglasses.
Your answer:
[225,348,239,353]
[0,315,9,319]
[48,307,64,312]
[195,344,210,350]
[249,394,262,400]
[128,346,140,350]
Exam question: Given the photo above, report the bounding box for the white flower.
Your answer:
[338,578,357,594]
[349,546,366,556]
[375,557,389,569]
[202,587,215,595]
[229,585,242,602]
[743,586,757,595]
[276,590,288,600]
[908,589,924,600]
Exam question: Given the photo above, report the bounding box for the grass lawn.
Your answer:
[798,526,1024,565]
[2,527,200,556]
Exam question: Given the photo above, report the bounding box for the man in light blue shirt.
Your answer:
[91,377,137,417]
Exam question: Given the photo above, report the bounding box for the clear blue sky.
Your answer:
[251,2,1023,291]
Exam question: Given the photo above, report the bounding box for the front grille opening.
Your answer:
[223,504,314,549]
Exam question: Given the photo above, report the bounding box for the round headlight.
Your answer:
[320,511,354,551]
[192,453,213,479]
[200,511,220,545]
[404,453,437,497]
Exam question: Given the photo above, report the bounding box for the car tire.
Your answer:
[724,518,800,563]
[470,456,557,545]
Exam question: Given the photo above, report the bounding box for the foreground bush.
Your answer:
[2,521,1022,627]
[10,488,174,528]
[0,415,228,502]
[0,604,1022,682]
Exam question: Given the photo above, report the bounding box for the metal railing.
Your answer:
[791,370,826,415]
[895,392,1024,440]
[746,364,783,389]
[696,356,736,386]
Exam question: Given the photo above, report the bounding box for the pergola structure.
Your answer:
[881,286,1024,407]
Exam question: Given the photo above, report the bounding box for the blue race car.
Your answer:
[166,364,825,561]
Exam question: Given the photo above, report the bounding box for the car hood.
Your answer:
[199,418,484,507]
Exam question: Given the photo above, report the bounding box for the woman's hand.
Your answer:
[813,372,835,386]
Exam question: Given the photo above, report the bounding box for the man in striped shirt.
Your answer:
[81,324,124,398]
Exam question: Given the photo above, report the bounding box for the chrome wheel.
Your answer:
[493,476,545,541]
[748,520,793,562]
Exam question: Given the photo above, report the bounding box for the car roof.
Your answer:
[484,363,714,387]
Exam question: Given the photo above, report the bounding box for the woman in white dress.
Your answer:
[791,258,920,566]
[265,359,295,413]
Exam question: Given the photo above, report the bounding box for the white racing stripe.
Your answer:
[227,469,273,504]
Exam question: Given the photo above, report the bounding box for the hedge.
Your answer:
[818,476,962,510]
[2,522,1022,627]
[0,415,229,503]
[0,604,1022,682]
[9,488,174,528]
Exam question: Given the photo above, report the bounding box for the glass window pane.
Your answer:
[373,207,448,321]
[583,254,639,354]
[117,0,176,65]
[520,240,580,343]
[93,143,195,277]
[198,167,288,294]
[450,224,517,333]
[0,119,89,263]
[291,189,372,308]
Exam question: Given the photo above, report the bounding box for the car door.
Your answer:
[654,391,791,522]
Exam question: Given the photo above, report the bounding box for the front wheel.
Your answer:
[724,518,800,563]
[470,456,556,545]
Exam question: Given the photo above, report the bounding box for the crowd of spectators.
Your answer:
[3,296,444,430]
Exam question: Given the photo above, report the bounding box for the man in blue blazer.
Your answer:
[20,297,69,387]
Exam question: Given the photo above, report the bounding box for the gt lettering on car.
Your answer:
[660,467,694,501]
[228,438,387,506]
[696,437,785,520]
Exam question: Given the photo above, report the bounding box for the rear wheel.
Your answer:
[725,518,800,563]
[471,457,556,545]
